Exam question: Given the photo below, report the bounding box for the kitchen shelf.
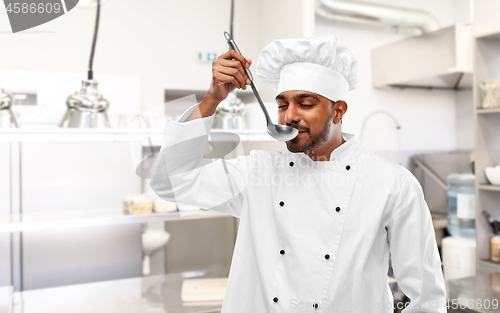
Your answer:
[0,128,274,144]
[479,259,500,272]
[480,258,500,266]
[473,29,500,275]
[476,28,500,41]
[0,208,227,233]
[476,107,500,114]
[478,184,500,192]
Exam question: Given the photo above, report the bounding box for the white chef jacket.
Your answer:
[149,103,447,313]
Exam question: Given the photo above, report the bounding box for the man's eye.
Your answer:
[278,104,313,109]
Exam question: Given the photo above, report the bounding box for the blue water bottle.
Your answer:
[447,173,476,240]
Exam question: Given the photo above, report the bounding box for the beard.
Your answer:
[286,110,333,153]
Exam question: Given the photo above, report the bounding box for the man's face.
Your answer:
[275,90,335,153]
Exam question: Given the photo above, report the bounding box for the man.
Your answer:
[150,34,447,312]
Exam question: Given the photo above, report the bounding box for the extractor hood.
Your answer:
[371,24,474,90]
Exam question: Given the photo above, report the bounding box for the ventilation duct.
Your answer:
[316,0,440,34]
[372,24,475,90]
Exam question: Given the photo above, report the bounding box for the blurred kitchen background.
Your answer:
[1,0,500,312]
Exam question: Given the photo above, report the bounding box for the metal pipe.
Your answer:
[315,2,385,29]
[317,0,440,33]
[414,158,447,191]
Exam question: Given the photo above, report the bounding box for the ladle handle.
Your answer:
[224,31,272,126]
[249,82,272,125]
[224,31,253,82]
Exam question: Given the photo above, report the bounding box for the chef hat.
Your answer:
[256,34,358,102]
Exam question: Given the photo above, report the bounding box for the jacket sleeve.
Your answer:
[148,102,254,218]
[387,174,447,313]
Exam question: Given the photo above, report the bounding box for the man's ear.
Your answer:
[338,101,347,124]
[331,100,347,124]
[337,100,348,114]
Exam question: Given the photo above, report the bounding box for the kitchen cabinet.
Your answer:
[473,29,500,274]
[1,140,144,291]
[0,130,257,292]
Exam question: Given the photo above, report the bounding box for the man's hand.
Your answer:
[206,50,252,103]
[186,51,252,121]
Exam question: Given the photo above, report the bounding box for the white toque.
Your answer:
[256,34,358,102]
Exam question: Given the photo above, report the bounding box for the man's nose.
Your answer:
[285,103,300,125]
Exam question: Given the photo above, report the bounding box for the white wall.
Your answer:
[0,0,261,112]
[314,0,463,167]
[455,89,474,150]
[0,143,11,287]
[257,0,315,102]
[473,0,500,29]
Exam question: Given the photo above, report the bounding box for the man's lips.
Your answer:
[294,131,307,138]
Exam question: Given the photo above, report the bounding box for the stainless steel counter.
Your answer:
[11,268,500,313]
[12,267,229,313]
[446,271,500,313]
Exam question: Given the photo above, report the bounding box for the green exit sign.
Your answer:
[198,52,224,62]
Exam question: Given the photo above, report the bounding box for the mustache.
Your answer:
[289,125,308,132]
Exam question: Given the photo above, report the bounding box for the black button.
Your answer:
[313,303,318,309]
[273,297,278,302]
[289,161,294,167]
[346,165,351,170]
[280,249,285,255]
[335,207,340,212]
[325,254,330,259]
[279,201,284,207]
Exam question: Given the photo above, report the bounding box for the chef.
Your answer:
[149,34,447,312]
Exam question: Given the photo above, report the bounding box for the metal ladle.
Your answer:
[224,32,298,141]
